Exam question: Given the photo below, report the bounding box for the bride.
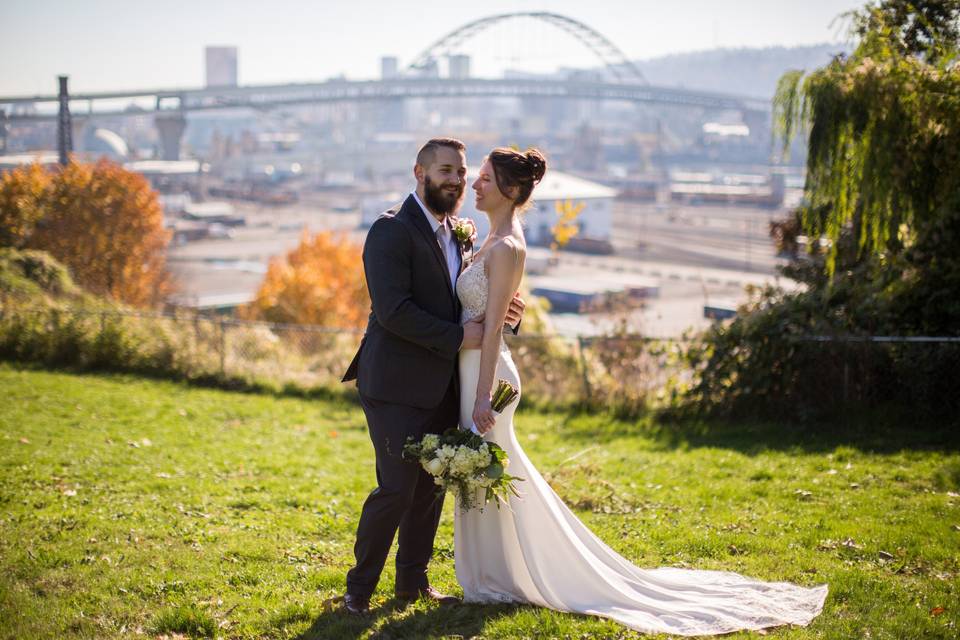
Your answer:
[454,147,828,636]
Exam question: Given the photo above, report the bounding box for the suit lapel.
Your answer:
[401,195,457,304]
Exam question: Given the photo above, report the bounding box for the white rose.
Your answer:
[425,458,444,476]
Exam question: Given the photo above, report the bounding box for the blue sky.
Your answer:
[0,0,863,96]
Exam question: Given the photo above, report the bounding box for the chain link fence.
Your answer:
[789,335,960,413]
[0,304,361,390]
[0,303,690,407]
[1,302,956,416]
[684,332,960,420]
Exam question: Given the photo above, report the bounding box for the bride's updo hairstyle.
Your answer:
[488,147,547,211]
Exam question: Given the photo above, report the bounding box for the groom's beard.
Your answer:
[423,175,464,217]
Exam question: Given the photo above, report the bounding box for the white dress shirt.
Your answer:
[412,191,460,290]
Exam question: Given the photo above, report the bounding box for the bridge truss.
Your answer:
[407,12,647,84]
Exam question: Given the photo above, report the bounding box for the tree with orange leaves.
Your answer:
[0,163,52,249]
[19,160,174,307]
[1,160,173,307]
[242,230,369,329]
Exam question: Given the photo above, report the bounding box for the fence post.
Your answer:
[843,359,849,405]
[218,318,226,376]
[576,335,592,404]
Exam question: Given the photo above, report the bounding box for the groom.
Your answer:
[340,138,524,613]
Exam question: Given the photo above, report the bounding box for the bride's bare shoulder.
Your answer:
[491,236,527,262]
[488,237,525,271]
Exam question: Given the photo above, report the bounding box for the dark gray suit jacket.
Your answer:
[342,195,464,409]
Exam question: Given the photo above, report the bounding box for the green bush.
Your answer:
[681,277,960,422]
[0,247,79,300]
[0,248,355,397]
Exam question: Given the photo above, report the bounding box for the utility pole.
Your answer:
[57,75,72,166]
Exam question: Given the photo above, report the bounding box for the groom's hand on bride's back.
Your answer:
[460,316,484,350]
[460,293,525,350]
[505,293,525,334]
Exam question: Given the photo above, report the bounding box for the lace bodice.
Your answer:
[456,253,489,324]
[457,251,512,353]
[457,251,510,351]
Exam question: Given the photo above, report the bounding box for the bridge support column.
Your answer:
[155,113,187,161]
[57,76,73,165]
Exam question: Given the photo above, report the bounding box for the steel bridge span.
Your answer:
[1,77,767,122]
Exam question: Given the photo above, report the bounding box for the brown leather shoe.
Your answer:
[394,585,460,606]
[342,592,370,615]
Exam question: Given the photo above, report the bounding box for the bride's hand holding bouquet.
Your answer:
[473,396,495,434]
[472,379,519,435]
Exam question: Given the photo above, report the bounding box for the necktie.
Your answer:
[436,223,451,286]
[436,222,448,260]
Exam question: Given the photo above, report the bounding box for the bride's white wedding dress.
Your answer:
[453,252,827,636]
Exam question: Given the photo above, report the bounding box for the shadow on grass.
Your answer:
[293,599,523,640]
[549,406,960,455]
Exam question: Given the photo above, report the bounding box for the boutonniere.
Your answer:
[451,217,476,258]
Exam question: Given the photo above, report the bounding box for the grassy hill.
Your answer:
[1,364,957,639]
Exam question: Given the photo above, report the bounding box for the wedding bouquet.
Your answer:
[403,419,523,511]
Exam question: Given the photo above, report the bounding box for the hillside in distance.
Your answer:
[634,43,849,98]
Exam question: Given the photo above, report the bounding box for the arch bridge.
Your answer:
[0,12,769,159]
[407,11,647,84]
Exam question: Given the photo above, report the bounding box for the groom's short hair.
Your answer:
[416,137,466,169]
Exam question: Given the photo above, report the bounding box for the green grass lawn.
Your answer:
[1,364,958,639]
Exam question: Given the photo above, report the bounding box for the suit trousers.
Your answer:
[346,375,459,597]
